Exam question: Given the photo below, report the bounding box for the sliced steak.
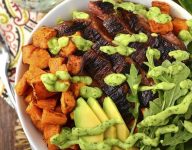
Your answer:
[89,1,115,20]
[103,15,132,37]
[138,90,157,107]
[83,50,132,123]
[54,19,91,37]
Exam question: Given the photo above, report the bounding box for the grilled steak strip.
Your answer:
[83,50,133,123]
[88,1,115,20]
[54,19,91,37]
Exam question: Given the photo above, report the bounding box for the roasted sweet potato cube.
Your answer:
[71,83,85,98]
[24,91,34,104]
[43,124,60,140]
[32,26,57,49]
[49,57,67,73]
[25,66,46,84]
[22,45,36,64]
[60,91,76,114]
[26,102,42,120]
[32,81,56,99]
[67,55,83,75]
[152,1,170,14]
[36,98,57,110]
[15,74,29,96]
[59,40,77,57]
[28,49,50,69]
[42,110,67,125]
[149,20,173,34]
[31,116,44,132]
[172,18,188,35]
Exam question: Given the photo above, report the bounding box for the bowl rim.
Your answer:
[14,0,192,149]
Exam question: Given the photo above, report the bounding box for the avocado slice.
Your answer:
[103,97,130,142]
[87,97,116,139]
[74,97,104,143]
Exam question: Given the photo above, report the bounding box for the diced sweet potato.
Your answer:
[32,81,56,99]
[48,57,67,73]
[44,124,60,141]
[22,45,36,64]
[24,91,34,103]
[60,91,76,114]
[15,74,29,96]
[28,49,51,69]
[42,110,67,125]
[172,18,188,35]
[149,20,173,34]
[36,98,57,110]
[25,66,46,84]
[26,102,42,120]
[71,83,85,98]
[152,1,170,14]
[59,40,77,57]
[67,55,83,75]
[26,102,43,131]
[32,26,57,49]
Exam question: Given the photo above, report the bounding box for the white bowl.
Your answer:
[15,0,192,149]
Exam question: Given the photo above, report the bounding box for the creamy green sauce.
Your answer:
[104,73,126,86]
[138,92,192,127]
[113,33,148,46]
[51,123,178,150]
[100,45,136,56]
[41,71,70,92]
[140,82,175,91]
[146,7,172,24]
[48,37,69,55]
[73,11,90,19]
[180,79,192,90]
[178,30,192,42]
[71,76,92,85]
[80,86,103,99]
[168,50,190,62]
[183,120,192,133]
[72,36,93,51]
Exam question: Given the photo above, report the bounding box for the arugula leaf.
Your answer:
[144,98,163,117]
[126,64,141,133]
[126,64,142,96]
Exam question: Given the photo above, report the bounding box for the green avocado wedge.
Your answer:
[87,97,117,139]
[103,97,130,142]
[74,98,104,143]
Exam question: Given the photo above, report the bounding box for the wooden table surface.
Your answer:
[0,97,17,150]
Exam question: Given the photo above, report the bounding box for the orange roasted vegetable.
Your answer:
[60,91,76,114]
[172,18,188,35]
[32,26,57,49]
[15,74,29,96]
[42,110,67,125]
[149,20,173,34]
[36,98,57,110]
[25,65,46,85]
[32,81,56,99]
[67,55,83,75]
[48,57,67,73]
[152,1,170,14]
[71,83,85,98]
[59,40,77,57]
[22,45,36,64]
[26,102,43,131]
[43,124,60,140]
[28,48,51,69]
[24,90,34,103]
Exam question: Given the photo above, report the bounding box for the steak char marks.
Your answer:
[83,50,133,123]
